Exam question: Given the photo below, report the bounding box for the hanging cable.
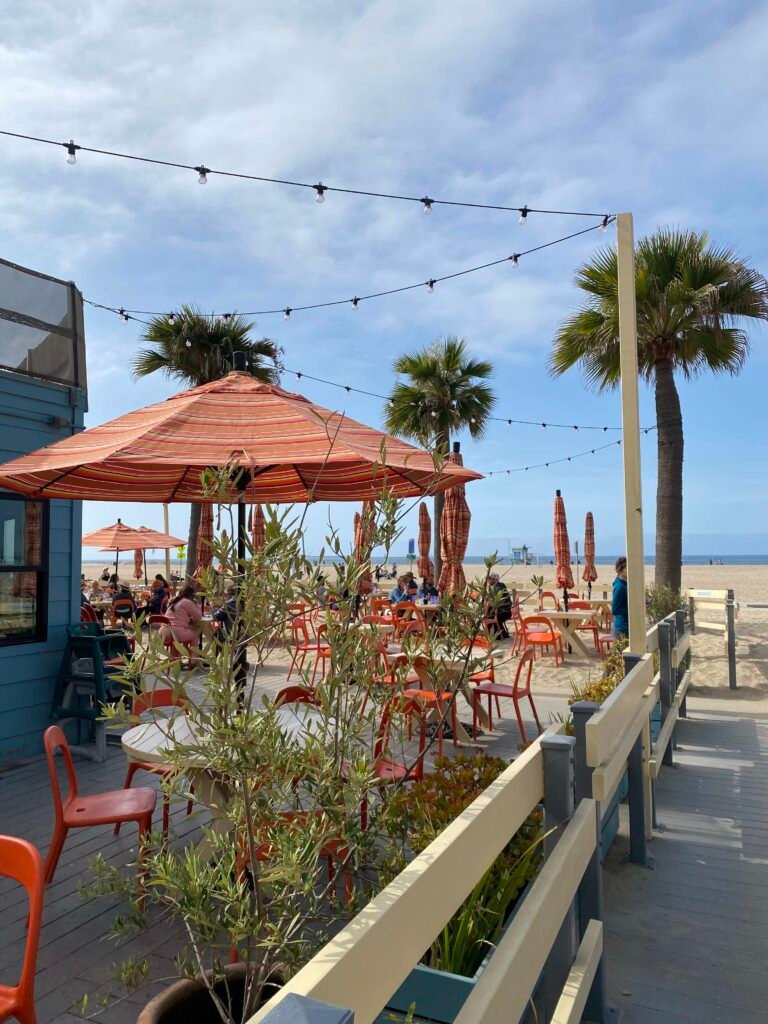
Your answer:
[0,128,612,220]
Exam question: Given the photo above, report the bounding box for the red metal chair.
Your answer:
[522,615,564,668]
[42,725,156,888]
[287,617,328,680]
[371,597,393,618]
[392,602,426,639]
[373,695,428,785]
[116,689,192,838]
[471,648,542,742]
[310,623,333,684]
[0,835,44,1024]
[567,600,600,649]
[274,685,319,706]
[80,603,97,623]
[539,591,560,611]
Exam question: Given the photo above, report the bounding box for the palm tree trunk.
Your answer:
[186,502,202,583]
[654,357,684,591]
[433,430,451,581]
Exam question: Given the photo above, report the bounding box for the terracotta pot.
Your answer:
[137,964,281,1024]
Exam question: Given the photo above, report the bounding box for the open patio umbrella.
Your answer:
[554,489,574,610]
[0,363,480,564]
[249,504,266,551]
[438,449,471,596]
[417,502,433,578]
[195,503,215,576]
[582,512,598,599]
[82,519,149,575]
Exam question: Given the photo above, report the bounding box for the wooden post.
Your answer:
[726,589,737,690]
[163,503,172,582]
[616,213,647,656]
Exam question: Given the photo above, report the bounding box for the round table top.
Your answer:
[121,703,336,766]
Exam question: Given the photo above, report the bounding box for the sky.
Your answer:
[1,0,767,561]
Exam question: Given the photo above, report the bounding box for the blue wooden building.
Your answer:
[0,258,87,765]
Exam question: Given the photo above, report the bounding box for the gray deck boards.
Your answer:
[604,701,768,1023]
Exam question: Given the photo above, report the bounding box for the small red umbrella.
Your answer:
[195,504,215,575]
[554,490,574,606]
[249,504,266,551]
[417,502,433,578]
[582,512,598,598]
[438,451,471,596]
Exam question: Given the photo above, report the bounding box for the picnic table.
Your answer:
[544,609,598,658]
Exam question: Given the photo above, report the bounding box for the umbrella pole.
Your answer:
[114,548,119,576]
[143,549,148,586]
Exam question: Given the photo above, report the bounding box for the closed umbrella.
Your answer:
[582,512,598,599]
[438,450,471,596]
[250,504,266,551]
[133,548,144,581]
[554,489,574,609]
[195,503,215,575]
[417,502,433,578]
[353,500,375,593]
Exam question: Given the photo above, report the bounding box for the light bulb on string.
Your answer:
[430,410,438,418]
[509,253,519,267]
[283,308,292,321]
[185,339,192,348]
[351,297,359,310]
[518,205,528,225]
[118,308,129,322]
[421,196,433,215]
[195,165,209,185]
[314,182,326,203]
[223,313,232,322]
[599,215,609,233]
[426,279,436,293]
[168,312,176,324]
[65,140,79,165]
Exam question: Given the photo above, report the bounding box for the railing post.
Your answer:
[657,619,675,768]
[572,700,600,805]
[623,653,650,867]
[578,800,610,1023]
[674,609,688,717]
[726,589,737,690]
[258,993,354,1024]
[688,594,696,634]
[541,734,577,1020]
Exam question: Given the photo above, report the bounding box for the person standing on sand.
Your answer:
[612,556,628,640]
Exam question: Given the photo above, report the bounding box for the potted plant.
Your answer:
[80,482,503,1023]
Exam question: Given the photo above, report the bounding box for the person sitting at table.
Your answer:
[147,578,169,615]
[418,576,439,602]
[160,584,208,665]
[154,572,170,589]
[389,575,409,604]
[112,582,137,622]
[405,578,419,601]
[87,580,105,603]
[100,566,111,582]
[486,572,512,639]
[108,572,120,591]
[213,583,238,640]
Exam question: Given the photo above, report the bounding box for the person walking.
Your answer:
[612,556,629,640]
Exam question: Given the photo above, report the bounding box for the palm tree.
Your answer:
[384,336,495,579]
[550,228,768,591]
[132,306,281,579]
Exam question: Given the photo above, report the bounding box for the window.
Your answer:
[0,495,48,646]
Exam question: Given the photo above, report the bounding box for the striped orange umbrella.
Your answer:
[417,502,433,578]
[438,451,471,596]
[83,519,149,575]
[133,548,144,580]
[249,504,266,551]
[554,490,574,596]
[353,500,375,590]
[195,504,214,574]
[582,512,598,597]
[136,526,186,549]
[0,371,481,503]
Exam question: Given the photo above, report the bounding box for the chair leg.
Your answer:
[528,694,543,734]
[287,648,299,680]
[137,815,152,910]
[472,694,479,739]
[115,762,141,834]
[43,824,68,885]
[513,698,528,744]
[162,790,170,837]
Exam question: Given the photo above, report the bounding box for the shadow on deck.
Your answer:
[604,701,768,1023]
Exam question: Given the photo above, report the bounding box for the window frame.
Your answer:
[0,493,49,648]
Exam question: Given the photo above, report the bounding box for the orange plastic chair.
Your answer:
[80,603,97,623]
[111,597,136,625]
[567,600,600,649]
[0,835,44,1024]
[287,617,325,680]
[310,623,333,684]
[373,695,428,785]
[371,597,393,618]
[116,690,191,838]
[539,591,561,611]
[522,615,565,668]
[392,602,426,639]
[471,648,542,742]
[43,725,156,887]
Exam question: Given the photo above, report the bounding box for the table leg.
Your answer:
[557,622,592,658]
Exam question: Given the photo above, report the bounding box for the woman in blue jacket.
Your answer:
[612,556,628,639]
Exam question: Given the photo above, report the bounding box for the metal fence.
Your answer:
[0,256,86,391]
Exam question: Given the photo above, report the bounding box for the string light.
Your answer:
[222,313,232,322]
[0,130,612,221]
[185,339,192,347]
[421,197,434,215]
[168,312,176,324]
[486,428,657,476]
[118,307,129,322]
[65,139,78,165]
[283,307,292,321]
[509,254,519,267]
[518,205,529,225]
[314,181,326,203]
[426,279,436,293]
[599,215,609,233]
[351,297,359,310]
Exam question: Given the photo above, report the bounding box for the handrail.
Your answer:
[585,655,654,769]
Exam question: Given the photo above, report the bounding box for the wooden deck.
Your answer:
[604,699,768,1023]
[0,669,567,1024]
